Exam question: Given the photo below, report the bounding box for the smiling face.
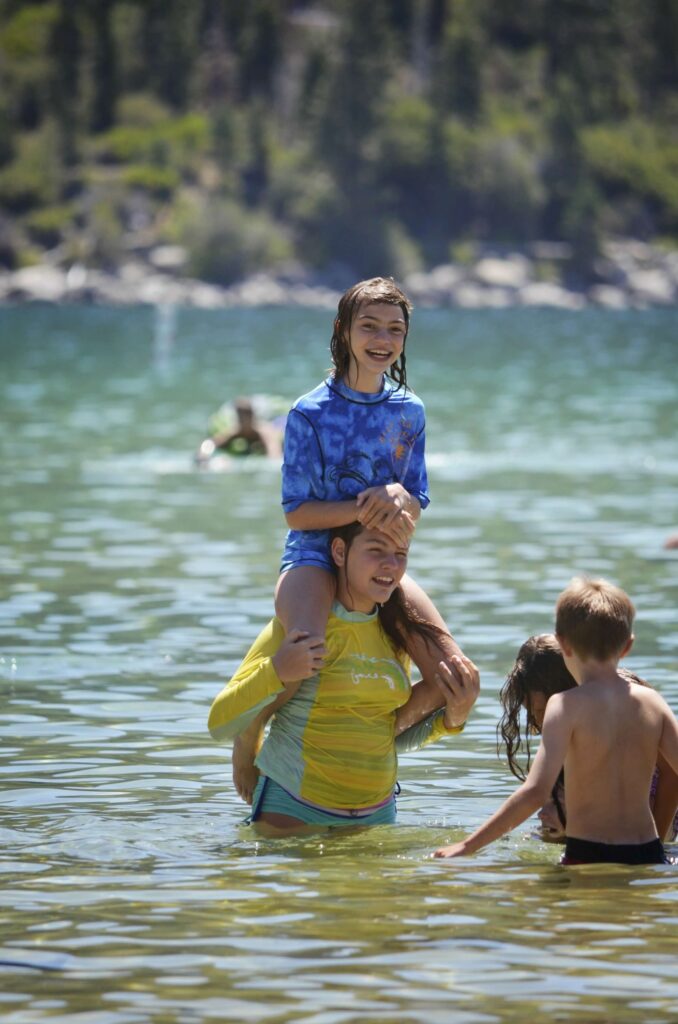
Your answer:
[344,301,407,392]
[331,527,409,613]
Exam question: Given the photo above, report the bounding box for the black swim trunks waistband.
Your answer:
[562,836,668,866]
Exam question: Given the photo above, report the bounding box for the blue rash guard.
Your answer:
[280,376,429,572]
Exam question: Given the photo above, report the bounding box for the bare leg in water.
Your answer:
[231,567,335,803]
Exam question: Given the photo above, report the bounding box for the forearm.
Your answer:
[285,500,358,531]
[395,678,444,734]
[455,784,548,856]
[235,715,267,755]
[235,687,297,753]
[395,707,464,753]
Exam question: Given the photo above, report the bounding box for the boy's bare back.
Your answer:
[545,673,673,844]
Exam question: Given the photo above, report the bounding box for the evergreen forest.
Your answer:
[1,0,677,285]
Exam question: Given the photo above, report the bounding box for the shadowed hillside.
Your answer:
[0,0,676,291]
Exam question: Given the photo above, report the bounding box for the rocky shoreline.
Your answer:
[1,238,676,311]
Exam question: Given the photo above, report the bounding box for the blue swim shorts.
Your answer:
[249,776,397,827]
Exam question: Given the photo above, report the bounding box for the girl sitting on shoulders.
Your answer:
[208,520,478,832]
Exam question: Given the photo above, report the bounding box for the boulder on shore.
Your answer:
[1,238,676,310]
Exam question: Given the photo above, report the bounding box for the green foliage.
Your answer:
[560,177,603,277]
[121,165,180,196]
[381,220,423,280]
[135,0,201,110]
[583,122,678,224]
[379,96,436,185]
[95,125,152,163]
[449,240,478,266]
[110,2,147,93]
[87,194,125,268]
[237,0,285,99]
[24,203,75,246]
[95,113,210,177]
[0,161,47,212]
[0,2,58,60]
[315,0,394,182]
[16,244,46,269]
[116,93,171,128]
[88,0,118,132]
[484,97,542,146]
[268,147,339,266]
[470,135,546,240]
[435,0,487,121]
[542,0,644,122]
[0,127,60,212]
[211,107,248,173]
[181,199,293,285]
[0,2,59,129]
[0,0,676,277]
[0,100,15,167]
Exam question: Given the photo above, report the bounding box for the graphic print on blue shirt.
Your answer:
[328,452,392,493]
[280,376,428,571]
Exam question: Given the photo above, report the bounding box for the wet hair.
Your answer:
[498,633,648,782]
[329,277,412,391]
[329,521,445,659]
[497,635,576,781]
[555,577,635,661]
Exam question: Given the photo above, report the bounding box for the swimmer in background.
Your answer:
[497,634,678,843]
[196,397,282,464]
[435,577,678,865]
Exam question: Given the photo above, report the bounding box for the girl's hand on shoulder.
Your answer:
[434,655,480,729]
[272,629,326,684]
[356,483,408,528]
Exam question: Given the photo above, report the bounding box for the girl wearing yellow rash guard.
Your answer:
[208,522,479,829]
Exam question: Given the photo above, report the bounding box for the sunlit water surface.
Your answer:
[1,305,677,1023]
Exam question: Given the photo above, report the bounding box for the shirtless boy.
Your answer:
[435,577,678,865]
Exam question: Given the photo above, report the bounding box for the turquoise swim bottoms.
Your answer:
[249,776,397,827]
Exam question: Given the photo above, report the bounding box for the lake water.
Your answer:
[1,304,677,1023]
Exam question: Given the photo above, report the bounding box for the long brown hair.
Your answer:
[330,521,444,659]
[497,635,576,781]
[329,277,412,391]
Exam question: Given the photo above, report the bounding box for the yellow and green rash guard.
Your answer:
[208,601,463,810]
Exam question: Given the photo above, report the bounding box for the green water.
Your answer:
[1,304,677,1023]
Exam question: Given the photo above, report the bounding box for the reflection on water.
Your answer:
[0,306,676,1022]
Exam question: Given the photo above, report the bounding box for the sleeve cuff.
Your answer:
[441,717,466,735]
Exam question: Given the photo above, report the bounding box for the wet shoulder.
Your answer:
[628,678,669,718]
[564,675,665,728]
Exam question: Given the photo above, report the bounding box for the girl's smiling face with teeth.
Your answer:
[345,301,407,392]
[331,528,409,613]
